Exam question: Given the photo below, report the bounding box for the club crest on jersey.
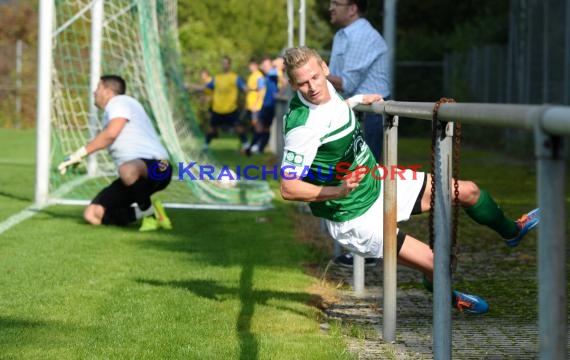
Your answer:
[284,150,304,166]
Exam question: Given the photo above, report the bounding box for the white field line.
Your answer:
[0,205,44,236]
[0,175,94,235]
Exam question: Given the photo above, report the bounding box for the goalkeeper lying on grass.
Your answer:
[58,75,172,232]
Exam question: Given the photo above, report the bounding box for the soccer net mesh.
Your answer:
[47,0,274,209]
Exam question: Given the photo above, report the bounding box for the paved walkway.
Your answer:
[323,264,570,359]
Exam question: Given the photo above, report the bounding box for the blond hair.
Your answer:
[283,46,325,83]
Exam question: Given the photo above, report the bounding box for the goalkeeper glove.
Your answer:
[58,146,88,175]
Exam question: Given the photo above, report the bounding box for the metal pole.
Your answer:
[353,254,364,296]
[15,39,23,128]
[382,114,398,342]
[87,0,104,176]
[34,0,54,206]
[298,0,306,46]
[535,128,567,360]
[383,0,397,97]
[287,0,294,48]
[433,121,453,360]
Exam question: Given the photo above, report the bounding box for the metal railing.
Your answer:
[358,100,568,360]
[273,97,568,359]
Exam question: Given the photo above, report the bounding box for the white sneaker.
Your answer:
[250,144,260,154]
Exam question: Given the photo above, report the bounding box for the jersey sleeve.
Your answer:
[105,98,132,125]
[256,77,265,90]
[237,76,246,91]
[281,126,321,177]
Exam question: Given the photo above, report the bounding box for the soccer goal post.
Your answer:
[35,0,274,210]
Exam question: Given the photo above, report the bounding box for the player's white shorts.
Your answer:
[324,170,426,258]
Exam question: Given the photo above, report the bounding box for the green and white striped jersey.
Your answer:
[281,82,381,221]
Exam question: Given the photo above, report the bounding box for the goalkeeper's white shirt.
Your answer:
[103,95,168,167]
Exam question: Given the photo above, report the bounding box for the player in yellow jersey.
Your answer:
[192,56,249,151]
[245,57,265,140]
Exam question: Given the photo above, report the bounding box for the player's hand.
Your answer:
[361,94,383,104]
[346,94,383,108]
[57,146,88,175]
[340,171,364,197]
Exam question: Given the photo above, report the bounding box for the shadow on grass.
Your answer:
[0,316,87,351]
[33,208,86,222]
[133,140,310,359]
[137,262,318,360]
[0,190,32,203]
[0,316,46,330]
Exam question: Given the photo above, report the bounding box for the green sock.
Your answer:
[422,276,457,306]
[464,189,518,239]
[422,276,433,293]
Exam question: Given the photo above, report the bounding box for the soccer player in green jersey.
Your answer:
[279,46,540,314]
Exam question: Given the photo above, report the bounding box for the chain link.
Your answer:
[429,98,461,272]
[452,116,461,272]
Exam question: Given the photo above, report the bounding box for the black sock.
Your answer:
[259,133,270,152]
[239,132,248,145]
[249,131,262,149]
[205,133,213,144]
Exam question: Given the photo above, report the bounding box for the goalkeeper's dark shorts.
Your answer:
[91,158,172,210]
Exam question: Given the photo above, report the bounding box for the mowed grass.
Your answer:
[0,129,36,220]
[0,129,353,360]
[1,128,568,359]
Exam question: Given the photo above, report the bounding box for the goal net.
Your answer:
[38,0,274,210]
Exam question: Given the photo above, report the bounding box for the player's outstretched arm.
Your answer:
[280,172,363,202]
[346,94,383,109]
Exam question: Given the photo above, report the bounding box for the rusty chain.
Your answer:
[429,97,461,272]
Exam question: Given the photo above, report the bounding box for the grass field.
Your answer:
[0,128,568,359]
[0,129,352,359]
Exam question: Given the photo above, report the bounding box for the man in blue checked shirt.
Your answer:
[327,0,391,267]
[327,0,391,164]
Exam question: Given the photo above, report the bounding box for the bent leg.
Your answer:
[418,174,480,211]
[89,178,135,226]
[397,234,434,280]
[84,204,105,225]
[397,233,490,314]
[119,159,153,211]
[418,174,518,239]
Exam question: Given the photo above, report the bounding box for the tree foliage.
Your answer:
[0,0,510,127]
[0,0,38,128]
[177,0,333,81]
[0,0,38,44]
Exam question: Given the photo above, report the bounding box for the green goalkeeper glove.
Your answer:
[57,146,88,175]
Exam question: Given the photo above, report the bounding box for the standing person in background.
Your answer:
[192,56,249,152]
[247,56,279,155]
[327,0,391,163]
[245,57,265,144]
[57,75,173,232]
[328,0,392,266]
[272,56,289,94]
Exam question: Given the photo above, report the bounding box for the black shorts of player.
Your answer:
[210,110,240,128]
[258,105,276,128]
[91,159,172,210]
[397,173,428,254]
